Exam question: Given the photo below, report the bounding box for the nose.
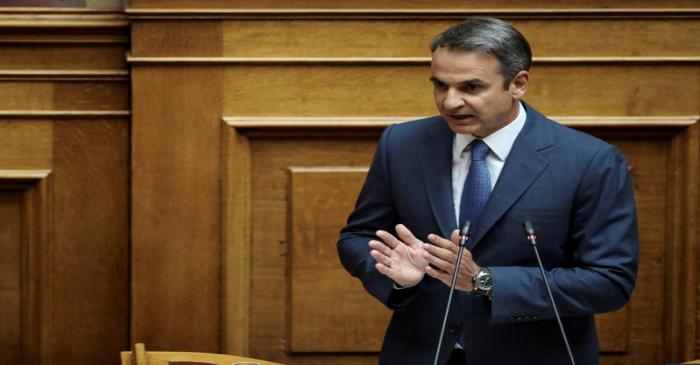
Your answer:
[442,89,465,111]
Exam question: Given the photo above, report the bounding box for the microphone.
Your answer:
[522,221,576,365]
[432,221,471,365]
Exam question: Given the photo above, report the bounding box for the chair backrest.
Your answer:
[120,343,283,365]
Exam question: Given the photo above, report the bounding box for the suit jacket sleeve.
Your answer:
[489,144,639,323]
[337,125,421,308]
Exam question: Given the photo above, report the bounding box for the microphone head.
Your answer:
[523,221,535,235]
[460,221,471,236]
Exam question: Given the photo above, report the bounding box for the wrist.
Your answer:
[393,273,425,289]
[470,266,493,297]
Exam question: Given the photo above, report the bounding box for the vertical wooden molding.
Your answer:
[0,170,52,365]
[130,66,224,351]
[222,123,252,356]
[666,121,699,362]
[25,173,52,365]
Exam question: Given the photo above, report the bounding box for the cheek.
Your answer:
[466,96,486,113]
[433,94,445,108]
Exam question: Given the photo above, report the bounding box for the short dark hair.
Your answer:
[430,17,532,89]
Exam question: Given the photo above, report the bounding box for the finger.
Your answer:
[395,224,423,247]
[424,265,452,286]
[422,247,455,275]
[425,235,458,261]
[375,230,403,249]
[376,262,419,287]
[427,232,458,254]
[370,249,392,268]
[426,260,475,292]
[375,262,393,277]
[369,240,393,258]
[450,229,461,245]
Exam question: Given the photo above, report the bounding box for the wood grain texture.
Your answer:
[0,71,128,82]
[131,21,222,57]
[222,122,252,356]
[288,168,389,353]
[53,82,129,111]
[219,64,700,117]
[130,4,700,364]
[0,31,127,43]
[0,169,52,365]
[19,172,51,365]
[126,56,700,65]
[131,67,224,352]
[214,18,700,58]
[219,122,696,364]
[0,120,55,365]
[0,83,53,110]
[247,136,377,364]
[0,121,53,169]
[0,11,131,362]
[597,134,672,363]
[0,81,128,111]
[128,0,700,10]
[668,123,699,362]
[0,10,127,29]
[0,192,22,365]
[224,116,698,129]
[50,119,129,365]
[0,44,126,70]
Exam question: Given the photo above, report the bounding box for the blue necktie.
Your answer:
[458,139,492,233]
[457,139,491,347]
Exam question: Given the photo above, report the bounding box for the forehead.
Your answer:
[430,48,503,81]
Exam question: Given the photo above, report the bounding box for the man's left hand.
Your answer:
[422,229,481,292]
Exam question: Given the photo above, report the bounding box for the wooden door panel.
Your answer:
[288,168,390,353]
[0,192,22,365]
[222,122,689,364]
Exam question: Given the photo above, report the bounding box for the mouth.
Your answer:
[448,114,475,123]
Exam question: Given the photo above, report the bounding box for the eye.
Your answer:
[461,83,481,93]
[432,80,447,91]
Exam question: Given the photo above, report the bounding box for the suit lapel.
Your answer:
[469,107,555,247]
[418,121,456,238]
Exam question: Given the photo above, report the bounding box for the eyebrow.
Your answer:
[429,76,486,86]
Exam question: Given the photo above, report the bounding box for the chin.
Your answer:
[447,121,481,135]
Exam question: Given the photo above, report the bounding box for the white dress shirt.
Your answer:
[452,102,527,223]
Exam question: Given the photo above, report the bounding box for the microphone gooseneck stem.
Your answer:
[432,221,471,365]
[523,221,576,365]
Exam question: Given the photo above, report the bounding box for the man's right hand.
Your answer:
[369,224,429,287]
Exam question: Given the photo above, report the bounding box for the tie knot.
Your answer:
[470,139,490,161]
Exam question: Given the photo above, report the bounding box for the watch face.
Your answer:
[476,273,492,290]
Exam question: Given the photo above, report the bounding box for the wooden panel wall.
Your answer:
[0,8,130,365]
[128,2,700,365]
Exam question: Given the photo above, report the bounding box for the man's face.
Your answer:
[431,47,524,138]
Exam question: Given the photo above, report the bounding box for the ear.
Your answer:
[509,70,529,99]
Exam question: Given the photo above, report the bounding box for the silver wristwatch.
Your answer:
[470,266,493,297]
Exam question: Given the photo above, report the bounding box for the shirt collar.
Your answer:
[453,101,527,161]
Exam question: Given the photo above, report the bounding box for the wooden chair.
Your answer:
[121,343,283,365]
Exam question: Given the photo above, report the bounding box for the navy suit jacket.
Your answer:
[338,103,639,365]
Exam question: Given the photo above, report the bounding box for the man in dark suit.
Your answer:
[337,18,638,365]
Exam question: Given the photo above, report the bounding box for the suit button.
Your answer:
[449,324,459,334]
